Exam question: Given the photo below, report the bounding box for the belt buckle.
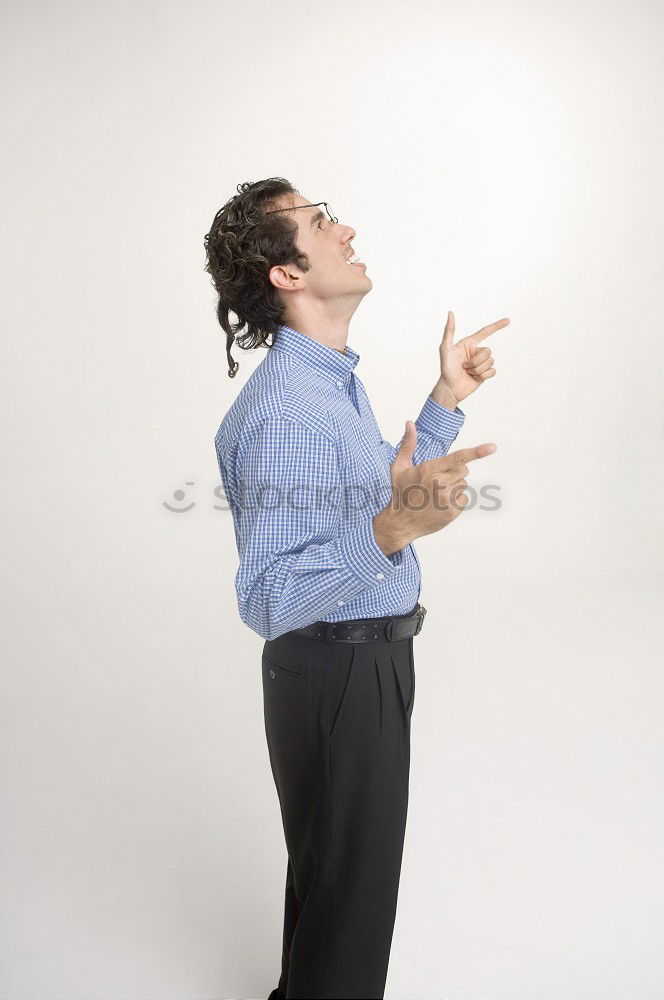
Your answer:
[384,620,394,642]
[414,605,427,636]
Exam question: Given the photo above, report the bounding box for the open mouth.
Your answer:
[345,252,366,268]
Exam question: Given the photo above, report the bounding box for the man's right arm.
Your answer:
[230,417,406,641]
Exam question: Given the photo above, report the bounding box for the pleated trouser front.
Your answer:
[261,628,415,999]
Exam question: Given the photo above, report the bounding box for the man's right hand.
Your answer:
[372,420,497,557]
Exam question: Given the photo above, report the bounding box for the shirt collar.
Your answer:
[272,324,360,384]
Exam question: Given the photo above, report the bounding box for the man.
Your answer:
[205,178,508,999]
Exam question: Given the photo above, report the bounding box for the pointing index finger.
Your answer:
[468,317,510,346]
[451,443,497,464]
[423,443,497,475]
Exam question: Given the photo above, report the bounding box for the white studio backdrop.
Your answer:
[1,0,663,998]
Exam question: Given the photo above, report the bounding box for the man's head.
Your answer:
[203,178,371,377]
[266,190,372,338]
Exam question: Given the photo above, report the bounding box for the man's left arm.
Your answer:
[379,310,511,464]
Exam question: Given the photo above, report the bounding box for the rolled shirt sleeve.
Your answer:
[379,394,465,466]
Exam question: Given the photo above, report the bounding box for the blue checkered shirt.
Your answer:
[214,323,465,640]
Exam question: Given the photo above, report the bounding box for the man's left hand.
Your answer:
[434,311,510,407]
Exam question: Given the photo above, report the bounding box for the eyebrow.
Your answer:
[309,208,325,229]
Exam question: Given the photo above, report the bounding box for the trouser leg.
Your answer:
[262,633,415,999]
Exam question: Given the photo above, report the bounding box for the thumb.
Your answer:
[394,419,417,468]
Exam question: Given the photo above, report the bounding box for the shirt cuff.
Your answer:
[339,514,403,587]
[416,394,465,438]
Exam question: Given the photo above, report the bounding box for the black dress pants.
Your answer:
[261,625,416,1000]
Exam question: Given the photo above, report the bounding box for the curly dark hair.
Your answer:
[203,177,311,377]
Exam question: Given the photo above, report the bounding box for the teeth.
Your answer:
[346,253,361,264]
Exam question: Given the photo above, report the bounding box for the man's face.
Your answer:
[268,193,372,307]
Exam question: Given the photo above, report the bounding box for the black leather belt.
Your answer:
[290,603,427,644]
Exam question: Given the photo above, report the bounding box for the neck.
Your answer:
[282,312,351,354]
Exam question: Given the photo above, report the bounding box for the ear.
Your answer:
[268,263,303,291]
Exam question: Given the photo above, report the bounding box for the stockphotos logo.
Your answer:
[162,478,502,514]
[220,478,502,513]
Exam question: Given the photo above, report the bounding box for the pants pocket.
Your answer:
[391,638,415,720]
[329,644,356,738]
[263,655,304,677]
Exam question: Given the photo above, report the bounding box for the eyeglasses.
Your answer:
[263,201,338,224]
